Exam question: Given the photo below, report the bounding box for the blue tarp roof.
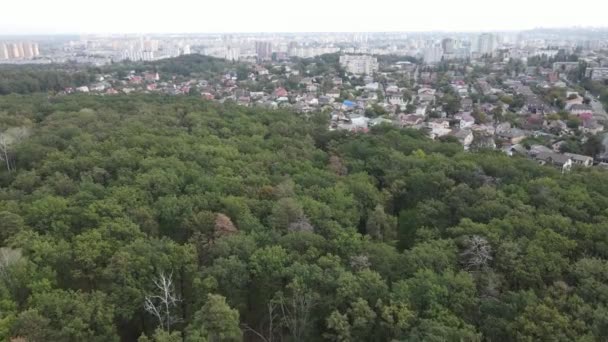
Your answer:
[343,100,355,107]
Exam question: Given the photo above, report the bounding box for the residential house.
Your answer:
[564,153,593,167]
[336,115,370,132]
[385,85,400,95]
[89,83,106,92]
[144,72,160,82]
[471,124,496,135]
[364,83,380,92]
[250,92,265,99]
[388,96,406,106]
[274,87,288,98]
[570,104,593,117]
[342,100,356,111]
[497,128,527,144]
[318,96,334,105]
[505,144,528,156]
[565,92,584,109]
[326,89,341,99]
[127,75,142,84]
[532,151,573,172]
[529,145,554,155]
[306,84,318,92]
[450,129,474,150]
[495,122,512,134]
[461,98,474,111]
[455,112,475,129]
[201,92,214,100]
[415,105,427,116]
[417,87,436,96]
[544,119,570,135]
[417,93,436,104]
[399,114,424,127]
[580,119,604,135]
[426,118,451,139]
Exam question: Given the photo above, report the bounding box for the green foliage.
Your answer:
[186,294,240,342]
[0,93,606,341]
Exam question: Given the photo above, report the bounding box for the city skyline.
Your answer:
[2,0,608,35]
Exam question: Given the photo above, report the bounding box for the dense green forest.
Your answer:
[0,55,233,95]
[1,94,608,341]
[0,64,96,95]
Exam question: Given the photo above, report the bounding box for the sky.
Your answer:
[2,0,607,34]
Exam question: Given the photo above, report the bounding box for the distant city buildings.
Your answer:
[553,62,580,73]
[225,46,240,61]
[586,67,608,81]
[424,46,444,64]
[0,44,8,60]
[441,38,455,54]
[255,41,273,61]
[477,33,496,55]
[0,42,40,60]
[339,55,378,75]
[0,29,606,71]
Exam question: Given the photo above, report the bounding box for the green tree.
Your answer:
[186,294,241,342]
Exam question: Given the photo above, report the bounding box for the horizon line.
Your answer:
[2,26,608,37]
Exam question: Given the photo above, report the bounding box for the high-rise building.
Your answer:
[478,33,496,55]
[23,43,34,58]
[9,44,20,59]
[423,46,444,64]
[17,43,25,58]
[255,41,273,61]
[0,44,8,60]
[339,55,379,75]
[143,39,159,52]
[1,42,41,60]
[225,46,240,61]
[441,38,455,54]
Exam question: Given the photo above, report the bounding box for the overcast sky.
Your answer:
[2,0,607,34]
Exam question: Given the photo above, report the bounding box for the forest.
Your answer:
[1,93,608,341]
[0,55,234,95]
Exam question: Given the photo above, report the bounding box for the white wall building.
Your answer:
[423,46,443,64]
[339,55,379,75]
[477,33,496,55]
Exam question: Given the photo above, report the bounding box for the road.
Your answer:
[558,74,608,121]
[586,91,608,122]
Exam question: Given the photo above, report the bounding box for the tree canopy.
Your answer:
[0,93,608,340]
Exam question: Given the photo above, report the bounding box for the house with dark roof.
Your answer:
[531,151,572,172]
[570,104,593,117]
[564,153,593,167]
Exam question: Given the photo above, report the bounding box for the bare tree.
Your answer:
[349,255,371,271]
[0,127,29,173]
[288,216,314,233]
[274,280,317,342]
[0,248,23,281]
[460,235,493,271]
[144,272,181,331]
[242,302,279,342]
